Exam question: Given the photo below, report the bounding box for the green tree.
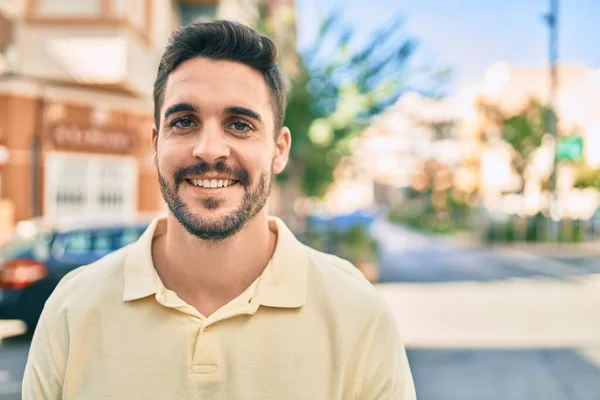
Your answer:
[480,99,554,193]
[259,7,449,198]
[573,162,600,190]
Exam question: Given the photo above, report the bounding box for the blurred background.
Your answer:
[0,0,599,399]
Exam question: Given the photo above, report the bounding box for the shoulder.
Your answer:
[43,245,132,318]
[303,245,387,318]
[305,245,370,285]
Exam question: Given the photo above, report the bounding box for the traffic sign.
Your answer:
[557,135,583,161]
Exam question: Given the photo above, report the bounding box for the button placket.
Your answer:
[191,326,219,377]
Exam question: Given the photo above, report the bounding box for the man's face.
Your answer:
[153,58,290,241]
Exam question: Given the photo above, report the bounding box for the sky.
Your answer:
[296,0,600,90]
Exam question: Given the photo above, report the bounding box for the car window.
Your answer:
[118,227,142,248]
[93,231,113,253]
[52,225,147,263]
[62,232,92,256]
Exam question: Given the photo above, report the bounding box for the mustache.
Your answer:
[174,160,250,187]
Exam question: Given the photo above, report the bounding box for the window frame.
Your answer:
[24,0,154,46]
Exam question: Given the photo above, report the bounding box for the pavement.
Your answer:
[378,277,600,349]
[370,219,600,400]
[377,278,600,399]
[0,335,28,400]
[1,219,600,399]
[407,348,600,400]
[0,320,27,399]
[0,321,26,342]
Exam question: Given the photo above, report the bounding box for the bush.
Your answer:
[304,220,378,265]
[388,208,472,235]
[335,225,378,265]
[484,214,587,243]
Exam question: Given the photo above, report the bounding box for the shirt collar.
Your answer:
[122,216,308,309]
[253,217,308,308]
[122,218,162,302]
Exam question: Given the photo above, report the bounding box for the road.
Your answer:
[371,219,600,283]
[372,219,600,400]
[0,336,28,400]
[408,348,600,400]
[2,219,600,399]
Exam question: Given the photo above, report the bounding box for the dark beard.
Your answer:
[158,160,271,241]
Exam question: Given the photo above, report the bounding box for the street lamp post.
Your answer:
[546,0,559,238]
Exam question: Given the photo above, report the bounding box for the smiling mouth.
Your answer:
[186,178,239,189]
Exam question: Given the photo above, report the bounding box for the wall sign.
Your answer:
[50,124,136,154]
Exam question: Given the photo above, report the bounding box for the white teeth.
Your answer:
[190,178,236,188]
[191,178,237,188]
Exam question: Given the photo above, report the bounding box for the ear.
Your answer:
[152,125,159,167]
[272,127,291,174]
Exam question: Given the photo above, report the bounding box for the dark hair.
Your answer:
[153,20,287,131]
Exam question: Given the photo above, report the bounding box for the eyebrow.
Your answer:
[225,106,262,122]
[164,103,199,120]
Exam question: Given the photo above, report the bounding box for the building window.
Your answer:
[32,0,103,17]
[45,152,138,220]
[25,0,153,45]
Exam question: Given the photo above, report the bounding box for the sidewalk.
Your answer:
[375,273,600,349]
[488,241,600,258]
[0,321,26,342]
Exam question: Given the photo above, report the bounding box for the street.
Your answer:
[408,348,600,400]
[372,219,600,399]
[0,336,28,400]
[372,220,600,283]
[1,220,600,399]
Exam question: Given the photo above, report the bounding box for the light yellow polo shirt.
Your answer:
[23,217,415,400]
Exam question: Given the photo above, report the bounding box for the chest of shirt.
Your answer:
[61,304,362,400]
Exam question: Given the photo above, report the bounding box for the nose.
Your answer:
[192,124,230,163]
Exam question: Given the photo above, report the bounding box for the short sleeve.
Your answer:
[357,301,416,399]
[22,312,65,400]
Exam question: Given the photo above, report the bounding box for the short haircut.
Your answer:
[153,20,287,131]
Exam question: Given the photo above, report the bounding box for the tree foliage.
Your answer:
[258,6,449,197]
[502,100,553,167]
[480,99,555,192]
[573,162,600,190]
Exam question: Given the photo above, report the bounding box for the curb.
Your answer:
[484,243,600,258]
[0,320,26,343]
[412,227,600,258]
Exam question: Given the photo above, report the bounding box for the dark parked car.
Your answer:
[0,216,151,332]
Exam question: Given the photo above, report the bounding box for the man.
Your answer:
[23,21,415,399]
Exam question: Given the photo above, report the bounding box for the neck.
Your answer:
[152,209,276,315]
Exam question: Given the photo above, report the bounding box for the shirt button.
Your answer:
[204,325,211,332]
